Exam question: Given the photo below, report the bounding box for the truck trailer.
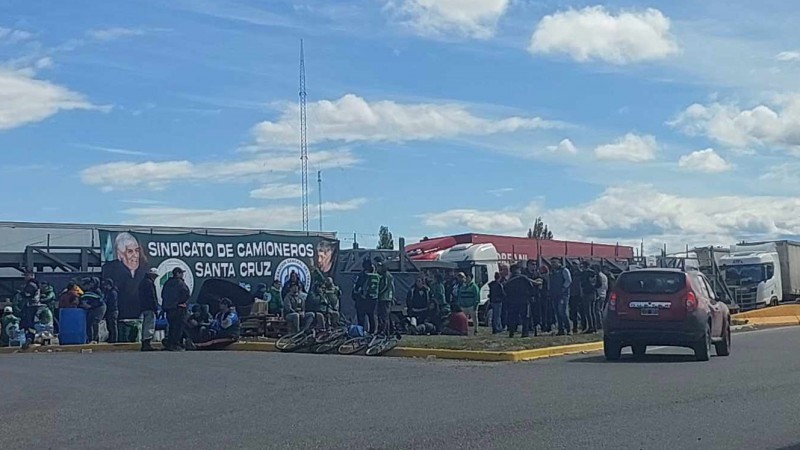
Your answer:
[719,240,800,310]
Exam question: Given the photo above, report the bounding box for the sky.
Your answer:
[2,0,800,253]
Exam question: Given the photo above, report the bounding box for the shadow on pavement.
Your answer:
[568,354,700,364]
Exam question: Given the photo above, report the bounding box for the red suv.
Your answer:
[603,269,731,361]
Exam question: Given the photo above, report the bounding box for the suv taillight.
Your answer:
[686,291,697,312]
[609,292,617,311]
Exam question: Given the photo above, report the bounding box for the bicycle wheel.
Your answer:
[275,331,306,351]
[337,336,372,355]
[314,335,348,354]
[315,327,348,344]
[365,337,399,356]
[276,331,313,352]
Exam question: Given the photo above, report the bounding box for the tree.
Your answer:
[377,226,394,249]
[527,217,553,240]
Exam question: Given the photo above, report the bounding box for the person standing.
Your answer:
[578,262,598,333]
[549,258,572,336]
[455,272,480,336]
[82,278,106,344]
[101,279,119,343]
[429,272,448,316]
[376,261,395,336]
[538,266,555,333]
[323,277,341,327]
[504,264,536,338]
[594,265,609,331]
[162,267,190,351]
[138,268,159,351]
[488,272,506,334]
[569,262,584,334]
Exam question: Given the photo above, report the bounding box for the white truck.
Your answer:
[719,241,800,310]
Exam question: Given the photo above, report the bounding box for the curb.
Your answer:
[388,341,604,362]
[734,316,800,327]
[0,339,605,362]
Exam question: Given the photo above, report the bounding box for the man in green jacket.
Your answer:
[376,261,395,335]
[456,272,480,335]
[267,279,283,315]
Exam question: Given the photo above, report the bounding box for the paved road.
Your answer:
[1,327,799,450]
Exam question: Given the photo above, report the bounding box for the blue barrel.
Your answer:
[59,308,87,345]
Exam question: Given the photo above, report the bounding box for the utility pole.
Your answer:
[317,170,323,231]
[299,39,309,232]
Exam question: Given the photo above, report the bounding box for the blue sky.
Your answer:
[2,0,800,251]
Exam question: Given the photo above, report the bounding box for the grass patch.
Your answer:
[399,326,602,352]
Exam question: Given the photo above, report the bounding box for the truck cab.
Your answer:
[439,243,498,312]
[719,250,781,309]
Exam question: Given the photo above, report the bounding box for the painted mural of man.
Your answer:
[316,240,335,274]
[102,232,149,328]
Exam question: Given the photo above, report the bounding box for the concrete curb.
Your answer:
[734,316,800,327]
[0,339,605,362]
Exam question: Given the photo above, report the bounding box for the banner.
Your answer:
[99,230,338,320]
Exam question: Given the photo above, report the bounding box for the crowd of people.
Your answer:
[0,256,615,349]
[488,258,612,338]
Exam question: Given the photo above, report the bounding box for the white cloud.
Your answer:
[423,208,523,232]
[87,27,145,41]
[421,185,800,253]
[529,6,679,65]
[594,133,657,162]
[670,95,800,150]
[81,149,357,191]
[488,187,514,197]
[0,27,34,44]
[776,51,800,62]
[0,69,100,131]
[123,198,366,229]
[545,138,577,155]
[386,0,509,39]
[249,183,303,200]
[678,148,732,173]
[253,94,559,147]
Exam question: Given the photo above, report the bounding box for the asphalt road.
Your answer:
[1,327,800,450]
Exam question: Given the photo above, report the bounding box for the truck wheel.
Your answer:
[770,297,780,307]
[632,344,646,359]
[604,337,621,361]
[714,322,731,357]
[694,323,711,362]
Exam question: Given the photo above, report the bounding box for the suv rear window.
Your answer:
[618,272,686,294]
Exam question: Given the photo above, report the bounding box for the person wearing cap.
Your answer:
[138,268,160,351]
[1,305,23,347]
[162,267,191,351]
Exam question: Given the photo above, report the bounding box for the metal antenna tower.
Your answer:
[299,39,309,232]
[317,170,323,231]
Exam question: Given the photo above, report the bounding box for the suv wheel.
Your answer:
[714,321,731,357]
[604,337,621,361]
[632,344,646,359]
[694,323,712,362]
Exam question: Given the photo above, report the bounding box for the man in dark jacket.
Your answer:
[579,261,598,333]
[138,268,159,351]
[504,264,536,338]
[488,272,506,334]
[162,267,190,351]
[101,279,119,343]
[549,258,572,336]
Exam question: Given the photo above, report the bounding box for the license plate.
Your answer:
[640,308,659,316]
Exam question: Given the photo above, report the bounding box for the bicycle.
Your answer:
[274,328,316,353]
[364,332,400,356]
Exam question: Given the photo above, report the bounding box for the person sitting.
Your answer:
[441,304,469,336]
[406,277,431,326]
[1,306,22,347]
[32,300,54,345]
[193,298,240,350]
[283,284,315,334]
[184,305,205,347]
[304,283,328,330]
